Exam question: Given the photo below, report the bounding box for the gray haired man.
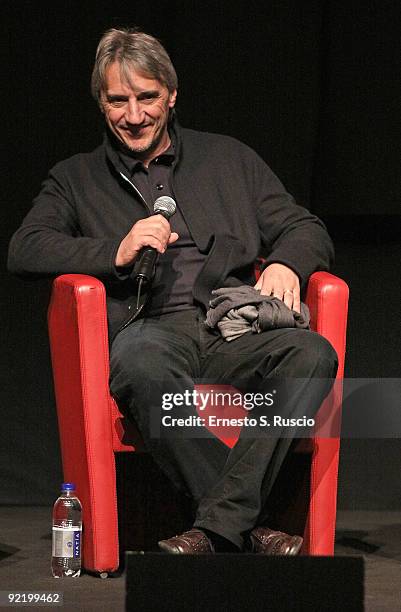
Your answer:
[8,28,338,554]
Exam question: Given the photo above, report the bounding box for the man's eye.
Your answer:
[106,97,127,108]
[139,95,158,103]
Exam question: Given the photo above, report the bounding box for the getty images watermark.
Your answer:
[160,387,316,431]
[149,379,401,439]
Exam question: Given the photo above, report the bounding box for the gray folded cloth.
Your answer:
[205,285,310,342]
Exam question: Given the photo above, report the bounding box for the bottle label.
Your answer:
[52,527,81,558]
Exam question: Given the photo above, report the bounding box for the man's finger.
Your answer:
[292,293,301,314]
[283,289,294,310]
[257,278,275,295]
[272,287,284,301]
[168,232,179,244]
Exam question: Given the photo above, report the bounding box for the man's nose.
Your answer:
[125,99,144,125]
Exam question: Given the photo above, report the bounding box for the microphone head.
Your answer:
[153,196,176,219]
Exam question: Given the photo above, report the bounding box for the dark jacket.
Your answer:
[8,121,334,341]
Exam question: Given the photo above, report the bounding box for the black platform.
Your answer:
[125,552,364,612]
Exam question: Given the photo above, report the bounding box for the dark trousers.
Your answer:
[109,308,338,549]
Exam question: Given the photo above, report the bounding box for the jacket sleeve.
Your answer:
[252,153,334,288]
[8,164,123,281]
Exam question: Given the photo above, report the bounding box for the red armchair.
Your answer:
[47,271,348,575]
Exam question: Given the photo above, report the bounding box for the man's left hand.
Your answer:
[254,263,301,313]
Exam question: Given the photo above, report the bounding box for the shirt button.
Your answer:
[156,184,164,190]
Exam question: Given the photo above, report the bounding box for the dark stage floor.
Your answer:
[0,508,400,611]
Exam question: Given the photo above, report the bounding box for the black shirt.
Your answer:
[118,138,207,316]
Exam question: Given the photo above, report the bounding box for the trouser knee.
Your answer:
[279,330,338,378]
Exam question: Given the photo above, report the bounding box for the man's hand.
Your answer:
[254,262,301,313]
[115,215,179,267]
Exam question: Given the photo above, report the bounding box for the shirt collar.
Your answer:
[116,133,176,176]
[103,117,181,176]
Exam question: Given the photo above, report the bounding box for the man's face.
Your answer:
[101,62,177,165]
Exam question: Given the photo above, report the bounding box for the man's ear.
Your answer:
[98,93,105,114]
[169,89,177,108]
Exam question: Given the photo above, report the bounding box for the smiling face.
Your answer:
[100,62,177,166]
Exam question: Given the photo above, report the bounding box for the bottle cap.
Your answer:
[61,482,76,491]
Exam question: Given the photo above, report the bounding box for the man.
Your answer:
[8,28,338,554]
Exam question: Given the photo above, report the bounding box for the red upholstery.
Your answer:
[48,272,348,573]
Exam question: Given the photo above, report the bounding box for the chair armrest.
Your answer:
[302,273,349,554]
[47,274,112,425]
[305,272,349,379]
[47,274,119,571]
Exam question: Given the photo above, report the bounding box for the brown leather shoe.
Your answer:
[158,529,213,554]
[249,527,303,555]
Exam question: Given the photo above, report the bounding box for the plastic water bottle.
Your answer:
[51,483,82,578]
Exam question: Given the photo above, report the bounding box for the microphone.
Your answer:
[134,196,177,284]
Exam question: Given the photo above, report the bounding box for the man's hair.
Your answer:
[91,27,178,103]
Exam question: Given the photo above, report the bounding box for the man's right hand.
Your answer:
[115,215,179,267]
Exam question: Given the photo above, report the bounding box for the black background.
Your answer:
[2,0,400,508]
